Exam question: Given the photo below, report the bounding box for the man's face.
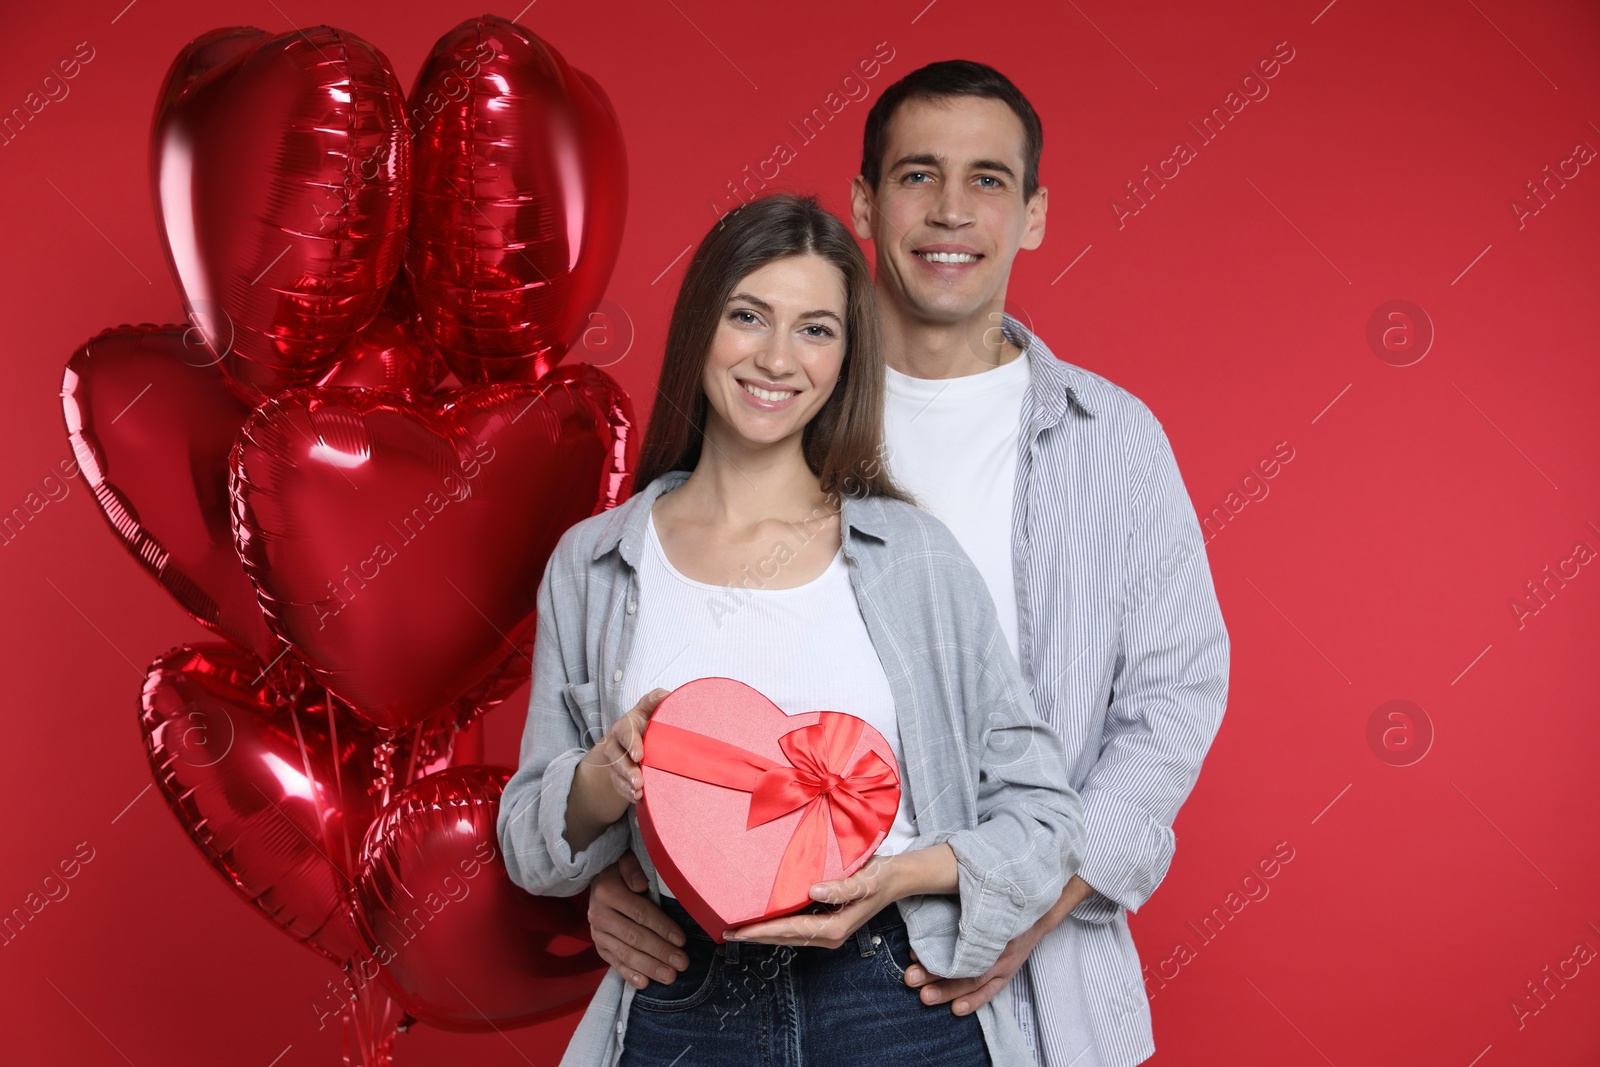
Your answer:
[851,95,1047,326]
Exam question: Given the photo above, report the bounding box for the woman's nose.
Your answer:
[752,335,797,375]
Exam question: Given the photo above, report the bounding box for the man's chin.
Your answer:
[897,291,997,327]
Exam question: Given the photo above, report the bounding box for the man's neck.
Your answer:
[878,288,1024,381]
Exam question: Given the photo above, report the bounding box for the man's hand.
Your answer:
[587,852,688,990]
[903,874,1097,1015]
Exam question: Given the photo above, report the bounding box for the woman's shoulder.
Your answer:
[552,497,638,568]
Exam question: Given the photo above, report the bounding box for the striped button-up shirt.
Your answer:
[498,467,1087,1065]
[982,314,1231,1067]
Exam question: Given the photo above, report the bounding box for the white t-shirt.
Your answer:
[882,350,1030,660]
[622,509,920,898]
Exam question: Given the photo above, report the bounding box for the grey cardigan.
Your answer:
[497,468,1086,1066]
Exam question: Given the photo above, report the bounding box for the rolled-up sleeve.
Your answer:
[497,542,631,898]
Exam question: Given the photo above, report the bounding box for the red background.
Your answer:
[2,0,1598,1064]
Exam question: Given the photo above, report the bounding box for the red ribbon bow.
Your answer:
[640,711,901,911]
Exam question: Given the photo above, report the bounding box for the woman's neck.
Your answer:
[668,427,831,532]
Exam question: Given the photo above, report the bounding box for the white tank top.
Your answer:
[621,508,919,898]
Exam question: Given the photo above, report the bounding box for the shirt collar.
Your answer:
[1002,312,1097,425]
[591,468,891,564]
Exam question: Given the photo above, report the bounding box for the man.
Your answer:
[581,60,1229,1067]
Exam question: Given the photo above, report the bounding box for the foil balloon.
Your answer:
[63,323,278,660]
[140,644,469,966]
[316,272,444,398]
[353,765,606,1029]
[151,24,412,401]
[444,353,635,728]
[230,362,637,733]
[407,14,627,385]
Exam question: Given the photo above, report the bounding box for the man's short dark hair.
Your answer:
[860,60,1044,202]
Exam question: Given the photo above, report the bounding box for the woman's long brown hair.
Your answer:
[633,193,910,503]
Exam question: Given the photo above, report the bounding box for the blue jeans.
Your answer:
[618,895,992,1066]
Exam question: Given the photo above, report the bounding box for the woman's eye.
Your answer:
[802,324,835,339]
[729,309,760,325]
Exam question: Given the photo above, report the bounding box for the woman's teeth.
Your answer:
[743,382,797,402]
[919,251,979,264]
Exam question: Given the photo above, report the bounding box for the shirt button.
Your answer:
[626,600,637,614]
[612,669,624,682]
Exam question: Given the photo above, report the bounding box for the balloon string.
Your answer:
[404,718,424,787]
[286,703,338,874]
[324,694,356,877]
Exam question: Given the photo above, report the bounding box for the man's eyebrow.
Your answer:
[727,293,843,324]
[888,153,1019,181]
[969,158,1019,180]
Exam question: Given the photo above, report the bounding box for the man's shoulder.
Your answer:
[1028,339,1163,435]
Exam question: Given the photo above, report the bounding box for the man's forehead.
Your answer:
[882,97,1026,166]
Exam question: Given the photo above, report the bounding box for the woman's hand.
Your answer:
[582,687,671,805]
[722,844,956,949]
[564,687,669,853]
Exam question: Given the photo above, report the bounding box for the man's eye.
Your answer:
[904,172,932,184]
[976,175,1002,188]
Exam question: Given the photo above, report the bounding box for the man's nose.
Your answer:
[929,182,974,227]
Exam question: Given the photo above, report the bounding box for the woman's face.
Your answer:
[700,253,848,452]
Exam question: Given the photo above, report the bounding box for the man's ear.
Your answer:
[1019,185,1048,251]
[849,175,876,241]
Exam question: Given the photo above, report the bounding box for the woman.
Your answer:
[497,193,1083,1066]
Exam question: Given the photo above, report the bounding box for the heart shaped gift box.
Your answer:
[636,677,903,943]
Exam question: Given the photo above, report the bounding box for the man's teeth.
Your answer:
[743,382,797,402]
[919,251,979,264]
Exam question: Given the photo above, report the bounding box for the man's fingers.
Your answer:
[916,973,988,1005]
[618,850,650,893]
[619,893,688,950]
[593,905,689,970]
[593,929,683,988]
[950,975,1009,1016]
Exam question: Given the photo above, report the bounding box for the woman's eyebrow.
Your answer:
[728,293,843,324]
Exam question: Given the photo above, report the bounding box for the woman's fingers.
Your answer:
[625,688,671,761]
[807,873,868,905]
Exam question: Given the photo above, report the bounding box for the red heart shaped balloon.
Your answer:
[408,15,627,385]
[63,323,279,660]
[151,24,412,400]
[315,273,445,398]
[62,312,446,665]
[352,765,605,1029]
[230,363,636,732]
[139,644,463,965]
